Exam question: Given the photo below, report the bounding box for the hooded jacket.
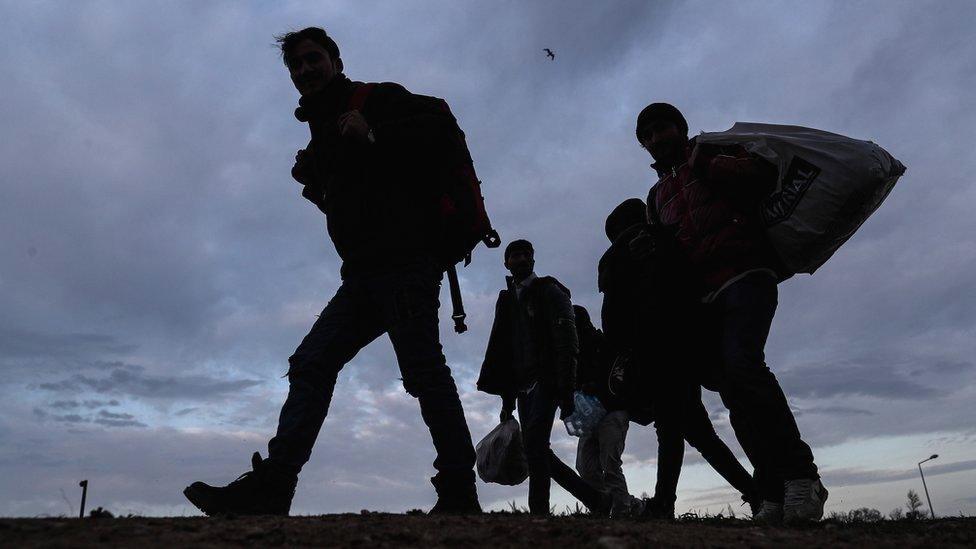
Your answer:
[646,138,783,294]
[293,74,460,277]
[477,275,579,406]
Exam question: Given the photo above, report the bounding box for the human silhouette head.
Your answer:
[605,198,647,242]
[636,103,688,167]
[504,239,535,281]
[277,27,343,96]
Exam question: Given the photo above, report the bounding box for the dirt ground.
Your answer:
[2,514,974,548]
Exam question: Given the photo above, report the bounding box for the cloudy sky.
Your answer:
[2,0,974,518]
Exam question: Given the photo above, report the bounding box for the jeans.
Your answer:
[576,410,639,511]
[709,273,818,501]
[518,383,604,515]
[266,264,477,488]
[652,383,757,504]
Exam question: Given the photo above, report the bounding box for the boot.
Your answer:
[183,452,296,516]
[783,478,828,524]
[428,474,482,515]
[639,496,675,521]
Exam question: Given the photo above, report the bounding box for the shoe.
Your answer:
[183,452,296,516]
[428,475,482,515]
[638,496,675,521]
[609,496,644,519]
[752,500,784,525]
[783,478,828,523]
[742,493,763,518]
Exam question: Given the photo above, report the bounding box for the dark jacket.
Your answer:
[598,220,719,409]
[293,74,460,278]
[647,139,783,293]
[477,275,579,406]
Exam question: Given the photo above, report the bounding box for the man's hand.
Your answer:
[337,110,371,144]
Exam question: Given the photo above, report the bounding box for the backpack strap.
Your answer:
[347,82,376,112]
[446,264,467,334]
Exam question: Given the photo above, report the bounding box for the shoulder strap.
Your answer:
[347,83,376,112]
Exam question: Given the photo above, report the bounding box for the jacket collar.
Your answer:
[294,73,354,123]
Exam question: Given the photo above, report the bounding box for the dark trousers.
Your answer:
[709,273,818,501]
[518,383,603,515]
[267,264,477,488]
[652,383,757,504]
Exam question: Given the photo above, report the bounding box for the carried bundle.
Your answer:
[697,123,906,274]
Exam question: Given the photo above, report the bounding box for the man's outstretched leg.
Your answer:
[716,274,826,523]
[183,281,383,516]
[384,267,480,514]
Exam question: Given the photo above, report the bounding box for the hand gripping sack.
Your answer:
[696,123,907,274]
[476,418,528,485]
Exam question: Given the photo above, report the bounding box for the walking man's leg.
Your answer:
[384,267,480,513]
[185,280,383,516]
[715,274,825,522]
[518,387,556,515]
[678,386,759,507]
[595,410,638,515]
[576,428,605,492]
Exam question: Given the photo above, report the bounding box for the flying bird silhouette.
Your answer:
[544,48,555,60]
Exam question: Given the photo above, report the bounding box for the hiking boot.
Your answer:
[183,452,296,516]
[428,475,482,515]
[783,478,828,523]
[752,500,784,525]
[638,496,675,521]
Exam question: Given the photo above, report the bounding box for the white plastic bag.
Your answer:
[476,418,528,485]
[697,123,906,274]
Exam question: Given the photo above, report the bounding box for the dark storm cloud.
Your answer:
[824,459,976,488]
[37,362,262,400]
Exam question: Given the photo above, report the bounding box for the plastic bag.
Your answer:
[476,418,529,485]
[696,123,906,274]
[563,391,607,437]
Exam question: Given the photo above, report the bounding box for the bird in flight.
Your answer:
[544,48,555,61]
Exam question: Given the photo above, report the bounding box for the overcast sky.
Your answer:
[1,0,975,518]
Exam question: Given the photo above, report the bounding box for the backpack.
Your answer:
[350,84,501,332]
[696,123,906,274]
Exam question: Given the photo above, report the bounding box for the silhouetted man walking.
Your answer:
[183,27,480,516]
[477,240,609,515]
[634,103,827,524]
[599,198,759,520]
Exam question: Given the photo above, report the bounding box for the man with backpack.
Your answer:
[477,239,610,516]
[572,305,644,518]
[183,27,490,516]
[634,103,827,524]
[599,198,759,520]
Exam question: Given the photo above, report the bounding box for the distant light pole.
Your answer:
[917,454,938,519]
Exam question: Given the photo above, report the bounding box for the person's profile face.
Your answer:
[638,120,686,164]
[286,39,338,96]
[505,249,535,279]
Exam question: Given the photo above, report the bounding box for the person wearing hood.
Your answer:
[477,239,609,515]
[183,26,481,516]
[634,102,827,524]
[599,198,759,520]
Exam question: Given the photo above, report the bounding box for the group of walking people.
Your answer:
[183,26,828,526]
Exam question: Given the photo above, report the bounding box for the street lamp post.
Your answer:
[917,454,938,519]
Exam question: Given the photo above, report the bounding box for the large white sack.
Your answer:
[697,123,906,274]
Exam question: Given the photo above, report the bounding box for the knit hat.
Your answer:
[635,103,688,140]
